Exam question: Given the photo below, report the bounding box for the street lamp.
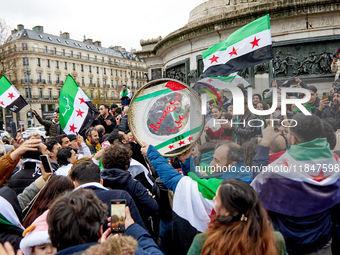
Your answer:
[103,77,106,104]
[25,69,32,127]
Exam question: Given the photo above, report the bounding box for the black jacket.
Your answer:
[321,105,340,129]
[233,109,257,145]
[94,114,116,134]
[118,115,130,133]
[101,168,159,223]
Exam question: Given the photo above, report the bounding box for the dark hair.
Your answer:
[170,157,181,169]
[211,105,222,112]
[201,179,278,255]
[122,85,127,87]
[102,144,132,170]
[100,104,109,109]
[307,85,317,93]
[262,89,270,99]
[23,175,74,228]
[45,139,60,152]
[290,114,322,143]
[115,108,122,114]
[208,100,215,106]
[85,127,98,138]
[57,147,73,166]
[2,138,10,144]
[242,138,259,167]
[253,94,262,101]
[47,189,107,251]
[323,118,337,132]
[55,134,67,146]
[71,161,101,184]
[107,131,124,145]
[256,101,269,110]
[321,119,336,150]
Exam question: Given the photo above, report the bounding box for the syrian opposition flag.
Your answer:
[202,14,272,78]
[251,138,340,217]
[0,76,28,113]
[59,75,99,135]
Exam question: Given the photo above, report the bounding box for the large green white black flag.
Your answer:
[0,76,28,113]
[202,14,272,77]
[59,75,99,135]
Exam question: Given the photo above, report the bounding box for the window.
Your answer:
[25,87,31,98]
[125,81,127,86]
[94,56,97,62]
[96,67,99,74]
[103,79,107,87]
[123,61,125,67]
[119,60,121,66]
[125,71,126,77]
[38,73,42,83]
[131,81,134,88]
[111,69,113,75]
[104,68,106,75]
[23,57,29,66]
[72,63,76,71]
[70,51,73,57]
[111,80,114,88]
[89,66,92,73]
[44,46,48,53]
[36,58,41,67]
[90,78,93,86]
[97,78,100,87]
[64,62,67,70]
[22,43,28,51]
[48,88,52,99]
[24,72,29,82]
[109,58,112,64]
[111,91,114,99]
[34,44,38,52]
[57,89,60,97]
[102,57,104,63]
[116,80,118,87]
[56,60,59,69]
[115,70,118,76]
[39,88,43,99]
[62,49,65,56]
[53,47,57,55]
[81,64,84,72]
[56,74,60,84]
[120,70,122,77]
[79,52,81,59]
[47,73,51,84]
[46,59,50,68]
[82,77,85,86]
[87,54,90,60]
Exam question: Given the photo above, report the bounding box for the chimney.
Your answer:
[60,32,70,39]
[11,29,18,35]
[32,26,44,33]
[85,38,93,44]
[93,41,101,47]
[17,24,24,31]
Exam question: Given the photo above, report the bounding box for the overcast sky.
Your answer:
[0,0,205,51]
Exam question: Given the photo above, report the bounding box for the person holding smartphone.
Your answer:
[331,49,340,81]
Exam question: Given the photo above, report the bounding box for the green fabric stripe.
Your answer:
[134,88,173,102]
[189,172,222,200]
[59,75,79,130]
[209,76,236,83]
[287,138,333,161]
[154,126,202,150]
[0,213,14,227]
[0,76,13,96]
[200,89,216,105]
[203,15,270,59]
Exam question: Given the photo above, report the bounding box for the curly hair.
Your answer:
[101,144,133,170]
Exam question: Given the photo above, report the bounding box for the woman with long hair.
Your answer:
[23,175,74,228]
[188,179,287,255]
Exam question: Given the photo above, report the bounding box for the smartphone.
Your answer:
[110,199,126,233]
[10,121,17,140]
[39,155,53,173]
[322,92,329,100]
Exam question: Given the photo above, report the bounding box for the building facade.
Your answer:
[0,24,148,131]
[137,0,339,94]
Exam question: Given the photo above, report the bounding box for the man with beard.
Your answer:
[147,97,177,136]
[94,104,116,133]
[31,109,62,138]
[85,128,101,154]
[295,85,320,115]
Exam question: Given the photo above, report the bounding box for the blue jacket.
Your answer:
[55,242,97,255]
[147,145,253,192]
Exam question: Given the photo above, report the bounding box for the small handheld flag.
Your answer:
[0,76,28,113]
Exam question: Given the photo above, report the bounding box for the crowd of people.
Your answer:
[0,73,340,255]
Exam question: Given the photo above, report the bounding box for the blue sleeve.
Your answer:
[147,145,183,192]
[125,224,164,255]
[179,156,202,177]
[252,145,270,177]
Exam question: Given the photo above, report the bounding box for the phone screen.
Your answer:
[10,122,17,140]
[39,155,53,173]
[322,92,329,100]
[110,199,126,233]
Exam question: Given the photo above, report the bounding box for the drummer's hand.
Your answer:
[141,142,149,156]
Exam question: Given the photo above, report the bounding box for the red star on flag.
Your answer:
[310,169,327,182]
[79,98,86,104]
[209,55,219,64]
[69,124,77,133]
[229,47,238,57]
[250,36,261,49]
[169,145,174,150]
[75,109,85,117]
[0,101,4,106]
[188,136,194,142]
[178,140,185,146]
[8,93,15,100]
[207,78,213,83]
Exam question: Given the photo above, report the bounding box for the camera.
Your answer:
[334,52,340,60]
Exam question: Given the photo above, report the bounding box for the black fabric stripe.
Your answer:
[78,101,99,135]
[5,96,28,113]
[0,186,23,225]
[201,45,273,78]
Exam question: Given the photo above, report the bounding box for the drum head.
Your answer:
[128,79,204,157]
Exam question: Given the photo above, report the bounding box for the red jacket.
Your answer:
[206,127,233,141]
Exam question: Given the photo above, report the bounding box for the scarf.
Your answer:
[86,139,101,152]
[295,102,315,113]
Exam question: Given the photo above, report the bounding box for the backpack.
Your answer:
[151,177,172,221]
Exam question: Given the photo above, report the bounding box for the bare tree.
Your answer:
[0,19,9,46]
